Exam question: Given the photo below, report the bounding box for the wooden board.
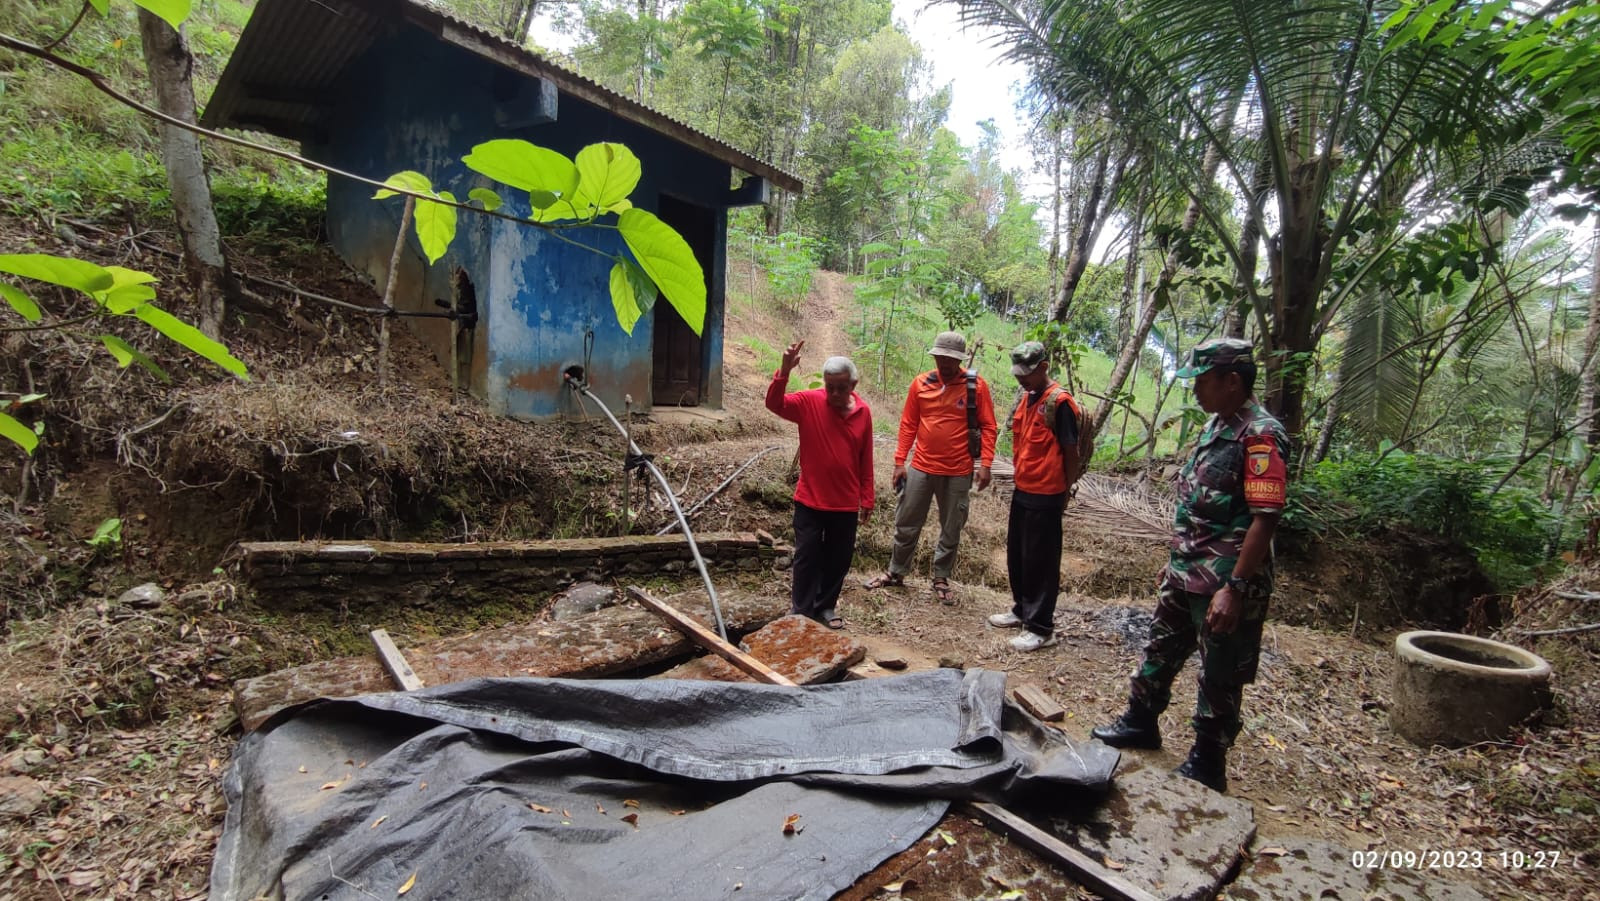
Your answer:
[1014,683,1066,722]
[964,802,1158,901]
[369,628,424,691]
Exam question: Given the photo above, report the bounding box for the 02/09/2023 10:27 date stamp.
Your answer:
[1350,849,1563,870]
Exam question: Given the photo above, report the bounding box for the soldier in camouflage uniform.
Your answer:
[1091,338,1288,793]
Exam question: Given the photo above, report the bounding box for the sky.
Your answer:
[892,0,1038,177]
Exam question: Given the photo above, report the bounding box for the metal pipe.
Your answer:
[563,373,730,641]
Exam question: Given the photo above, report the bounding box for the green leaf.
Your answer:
[374,170,434,200]
[87,517,122,548]
[93,266,160,314]
[87,0,110,15]
[1,282,41,322]
[414,193,458,265]
[133,304,249,379]
[17,393,46,404]
[529,190,560,210]
[468,187,502,211]
[133,0,191,30]
[617,209,705,336]
[0,411,38,455]
[461,140,578,198]
[0,254,114,293]
[608,261,643,336]
[99,335,171,382]
[574,143,642,214]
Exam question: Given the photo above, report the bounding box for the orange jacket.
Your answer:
[894,370,998,475]
[1011,382,1079,495]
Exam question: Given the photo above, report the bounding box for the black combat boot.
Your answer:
[1174,740,1228,793]
[1089,708,1161,749]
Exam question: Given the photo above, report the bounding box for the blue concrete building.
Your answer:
[202,0,799,418]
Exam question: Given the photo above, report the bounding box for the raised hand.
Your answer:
[780,340,805,375]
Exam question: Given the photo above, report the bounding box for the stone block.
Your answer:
[740,614,866,684]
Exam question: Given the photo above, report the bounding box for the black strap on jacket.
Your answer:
[965,370,981,460]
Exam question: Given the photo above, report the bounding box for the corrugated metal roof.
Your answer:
[201,0,802,194]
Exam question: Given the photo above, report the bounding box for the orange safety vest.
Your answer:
[1011,382,1079,495]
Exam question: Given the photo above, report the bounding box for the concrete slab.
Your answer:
[844,634,943,680]
[739,614,866,683]
[1228,838,1491,901]
[652,614,867,685]
[1046,752,1257,901]
[232,590,787,730]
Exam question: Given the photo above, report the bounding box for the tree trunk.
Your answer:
[1227,151,1272,339]
[138,10,238,339]
[1093,140,1225,433]
[1115,185,1146,349]
[1263,155,1330,438]
[1047,136,1125,324]
[1579,221,1600,447]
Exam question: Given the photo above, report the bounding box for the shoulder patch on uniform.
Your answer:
[1242,435,1287,507]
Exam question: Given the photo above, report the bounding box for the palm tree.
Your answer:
[942,0,1553,437]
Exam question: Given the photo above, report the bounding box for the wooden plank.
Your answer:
[625,587,797,686]
[1014,683,1067,722]
[963,802,1159,901]
[369,628,424,691]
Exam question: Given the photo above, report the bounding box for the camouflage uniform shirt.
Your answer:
[1166,399,1289,594]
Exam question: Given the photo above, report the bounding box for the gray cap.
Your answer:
[1176,337,1254,378]
[928,331,967,360]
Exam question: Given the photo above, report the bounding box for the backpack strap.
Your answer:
[965,369,980,460]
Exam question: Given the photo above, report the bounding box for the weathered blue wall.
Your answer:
[306,30,728,418]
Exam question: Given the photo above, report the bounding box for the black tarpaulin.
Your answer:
[210,668,1119,900]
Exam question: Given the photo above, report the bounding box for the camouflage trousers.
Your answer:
[1126,571,1269,747]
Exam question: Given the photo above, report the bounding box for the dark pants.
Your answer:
[1127,574,1269,747]
[791,502,858,620]
[1007,492,1065,636]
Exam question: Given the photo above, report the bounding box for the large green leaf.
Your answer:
[1,282,41,322]
[93,266,160,314]
[87,0,110,15]
[133,0,191,29]
[0,411,38,456]
[99,335,171,382]
[608,261,644,336]
[374,170,434,200]
[0,254,113,293]
[462,140,578,198]
[617,209,705,336]
[133,304,249,379]
[574,143,642,214]
[414,192,458,264]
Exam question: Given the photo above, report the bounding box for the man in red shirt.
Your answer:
[862,332,997,604]
[988,341,1081,652]
[766,340,875,630]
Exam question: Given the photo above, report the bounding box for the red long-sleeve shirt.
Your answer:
[765,370,875,513]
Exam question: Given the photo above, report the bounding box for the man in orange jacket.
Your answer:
[988,341,1081,652]
[862,332,997,605]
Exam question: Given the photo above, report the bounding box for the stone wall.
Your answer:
[240,533,784,610]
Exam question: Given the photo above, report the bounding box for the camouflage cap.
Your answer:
[1010,341,1048,377]
[1176,337,1254,378]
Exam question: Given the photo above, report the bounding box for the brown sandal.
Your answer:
[932,578,956,605]
[862,572,904,590]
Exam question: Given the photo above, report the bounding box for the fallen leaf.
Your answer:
[670,809,686,816]
[529,803,552,814]
[398,871,416,895]
[319,781,341,791]
[1103,856,1125,870]
[371,815,388,829]
[733,883,743,891]
[1258,846,1288,857]
[996,892,1024,900]
[597,802,607,815]
[621,813,638,828]
[623,799,641,808]
[65,871,102,887]
[419,781,428,790]
[562,809,572,818]
[936,829,956,846]
[783,813,803,835]
[297,766,308,774]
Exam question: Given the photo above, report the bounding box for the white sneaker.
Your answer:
[1009,631,1058,652]
[987,611,1022,628]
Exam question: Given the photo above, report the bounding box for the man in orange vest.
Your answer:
[862,331,997,604]
[987,341,1081,652]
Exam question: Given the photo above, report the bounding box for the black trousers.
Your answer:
[791,501,859,619]
[1007,492,1066,635]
